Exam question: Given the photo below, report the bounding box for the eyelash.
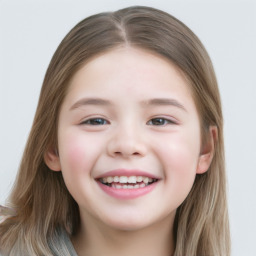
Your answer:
[80,117,176,126]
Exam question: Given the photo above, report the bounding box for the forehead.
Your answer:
[59,46,200,129]
[67,47,193,101]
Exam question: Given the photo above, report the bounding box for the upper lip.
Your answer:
[95,169,160,180]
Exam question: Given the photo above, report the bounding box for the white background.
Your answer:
[0,0,255,255]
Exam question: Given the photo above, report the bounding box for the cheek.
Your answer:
[160,131,200,168]
[58,130,101,175]
[157,131,201,193]
[57,130,103,202]
[60,136,87,171]
[164,142,198,179]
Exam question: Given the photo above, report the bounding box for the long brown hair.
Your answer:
[0,6,230,255]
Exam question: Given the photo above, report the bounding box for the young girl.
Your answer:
[0,6,230,256]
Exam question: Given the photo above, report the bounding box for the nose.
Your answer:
[107,125,147,158]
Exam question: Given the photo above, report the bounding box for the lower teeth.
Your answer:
[111,183,146,189]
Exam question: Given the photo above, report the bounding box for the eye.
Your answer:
[147,118,175,126]
[81,118,109,125]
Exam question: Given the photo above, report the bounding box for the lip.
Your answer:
[95,169,160,200]
[97,180,158,200]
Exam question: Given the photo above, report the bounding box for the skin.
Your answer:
[45,47,215,256]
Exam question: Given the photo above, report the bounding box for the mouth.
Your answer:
[96,170,160,199]
[98,175,159,189]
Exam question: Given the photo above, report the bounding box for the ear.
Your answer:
[196,126,218,174]
[44,147,61,172]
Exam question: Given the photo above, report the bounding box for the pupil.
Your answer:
[154,118,164,125]
[92,118,105,125]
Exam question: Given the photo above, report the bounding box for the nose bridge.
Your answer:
[107,119,146,158]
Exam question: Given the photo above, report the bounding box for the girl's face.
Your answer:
[46,47,213,231]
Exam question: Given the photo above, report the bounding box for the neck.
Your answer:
[72,212,175,256]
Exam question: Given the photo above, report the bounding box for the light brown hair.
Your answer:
[0,6,230,256]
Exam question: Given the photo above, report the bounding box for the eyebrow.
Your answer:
[70,97,187,112]
[143,98,187,112]
[70,98,111,110]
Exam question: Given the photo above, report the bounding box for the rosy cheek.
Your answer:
[58,133,91,196]
[159,134,200,177]
[162,142,198,202]
[59,133,87,171]
[67,146,85,170]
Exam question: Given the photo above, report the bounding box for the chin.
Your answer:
[102,214,157,232]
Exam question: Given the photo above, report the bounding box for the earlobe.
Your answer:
[197,126,217,174]
[44,147,61,172]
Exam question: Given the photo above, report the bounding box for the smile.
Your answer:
[99,176,158,189]
[96,170,160,199]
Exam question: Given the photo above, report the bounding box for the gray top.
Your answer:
[48,228,78,256]
[0,226,78,256]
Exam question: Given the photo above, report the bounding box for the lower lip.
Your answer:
[97,181,158,200]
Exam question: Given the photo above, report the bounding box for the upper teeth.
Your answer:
[101,176,155,184]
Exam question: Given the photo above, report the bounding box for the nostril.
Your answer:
[107,138,147,157]
[114,151,141,157]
